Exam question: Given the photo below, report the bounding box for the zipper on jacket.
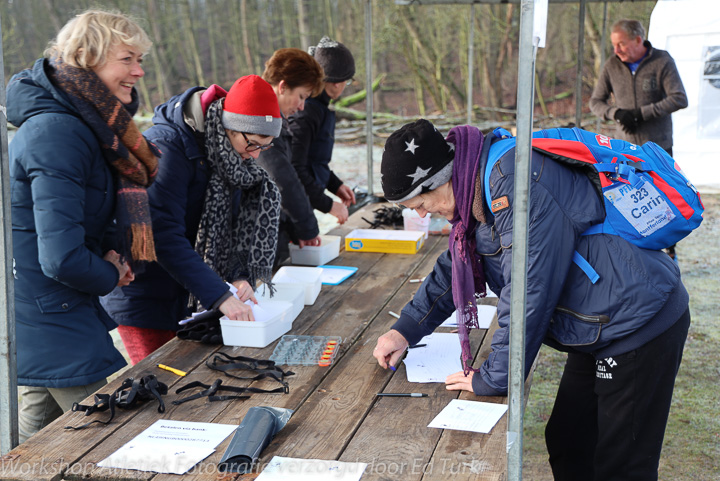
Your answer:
[554,305,610,324]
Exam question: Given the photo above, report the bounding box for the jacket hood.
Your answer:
[150,86,210,159]
[7,58,77,128]
[151,86,207,130]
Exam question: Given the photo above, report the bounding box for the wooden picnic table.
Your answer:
[0,203,523,481]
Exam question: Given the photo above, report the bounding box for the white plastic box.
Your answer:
[255,283,305,324]
[219,300,293,348]
[272,266,323,305]
[288,234,341,266]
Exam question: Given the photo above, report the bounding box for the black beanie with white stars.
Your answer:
[381,119,455,202]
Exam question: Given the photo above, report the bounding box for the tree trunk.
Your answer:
[297,0,309,49]
[180,0,205,86]
[41,0,61,33]
[206,0,219,83]
[241,0,255,73]
[146,0,170,103]
[585,7,605,79]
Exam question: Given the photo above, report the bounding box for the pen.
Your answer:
[157,364,187,377]
[408,344,427,349]
[409,276,426,283]
[376,393,428,397]
[388,311,400,319]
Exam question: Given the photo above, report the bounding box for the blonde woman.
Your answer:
[7,10,158,441]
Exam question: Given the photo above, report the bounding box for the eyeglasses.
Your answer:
[345,78,354,86]
[240,131,273,152]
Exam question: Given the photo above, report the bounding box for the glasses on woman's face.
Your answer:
[240,131,273,152]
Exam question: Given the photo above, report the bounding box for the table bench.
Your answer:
[1,203,529,481]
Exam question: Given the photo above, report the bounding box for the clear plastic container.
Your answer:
[402,209,431,239]
[219,300,293,348]
[288,234,341,266]
[255,283,305,324]
[269,335,343,366]
[271,266,323,305]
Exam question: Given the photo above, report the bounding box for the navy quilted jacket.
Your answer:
[391,134,688,395]
[101,87,242,330]
[8,59,126,387]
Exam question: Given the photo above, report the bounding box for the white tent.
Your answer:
[649,0,720,192]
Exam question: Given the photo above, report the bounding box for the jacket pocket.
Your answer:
[549,306,609,346]
[35,284,87,314]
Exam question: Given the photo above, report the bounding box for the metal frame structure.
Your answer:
[0,0,651,460]
[386,1,648,480]
[0,13,18,455]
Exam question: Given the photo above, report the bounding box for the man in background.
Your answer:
[590,18,688,260]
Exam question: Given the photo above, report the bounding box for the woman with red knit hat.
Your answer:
[102,75,283,364]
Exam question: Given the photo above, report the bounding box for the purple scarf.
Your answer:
[446,125,487,373]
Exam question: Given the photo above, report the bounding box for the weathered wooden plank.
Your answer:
[145,237,449,481]
[58,205,409,480]
[0,339,218,481]
[336,273,497,480]
[75,224,445,480]
[337,328,487,481]
[3,204,459,481]
[421,309,535,481]
[252,238,449,464]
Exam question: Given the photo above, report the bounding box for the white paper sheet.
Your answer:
[440,305,497,328]
[98,420,237,475]
[428,399,508,434]
[256,456,367,481]
[404,332,463,383]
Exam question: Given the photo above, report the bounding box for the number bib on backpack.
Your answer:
[603,179,675,238]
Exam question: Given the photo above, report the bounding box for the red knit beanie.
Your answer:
[222,75,281,137]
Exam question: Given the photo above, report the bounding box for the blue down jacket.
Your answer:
[8,59,126,388]
[391,134,689,395]
[101,87,243,330]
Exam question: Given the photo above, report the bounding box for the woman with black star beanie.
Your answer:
[373,118,691,480]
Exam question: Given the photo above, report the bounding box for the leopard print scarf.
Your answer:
[192,98,280,309]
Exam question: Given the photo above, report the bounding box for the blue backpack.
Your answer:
[484,127,704,282]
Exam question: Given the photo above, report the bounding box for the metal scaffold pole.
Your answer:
[575,0,587,127]
[365,0,374,196]
[0,13,19,454]
[507,0,539,478]
[467,3,475,124]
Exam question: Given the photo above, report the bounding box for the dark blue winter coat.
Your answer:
[8,58,126,388]
[288,91,343,213]
[391,134,689,396]
[101,87,242,330]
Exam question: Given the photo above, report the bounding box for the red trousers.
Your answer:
[116,325,176,365]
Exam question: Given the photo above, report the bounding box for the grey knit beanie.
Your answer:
[309,36,356,83]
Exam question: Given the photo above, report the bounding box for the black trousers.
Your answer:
[545,308,690,481]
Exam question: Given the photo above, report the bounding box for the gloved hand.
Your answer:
[614,108,641,134]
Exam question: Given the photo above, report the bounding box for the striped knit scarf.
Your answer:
[192,98,281,309]
[48,57,159,263]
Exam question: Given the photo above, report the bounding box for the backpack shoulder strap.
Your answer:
[484,128,517,215]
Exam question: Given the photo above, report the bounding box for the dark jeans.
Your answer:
[545,308,690,481]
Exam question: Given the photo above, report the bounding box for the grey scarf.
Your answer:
[193,98,280,308]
